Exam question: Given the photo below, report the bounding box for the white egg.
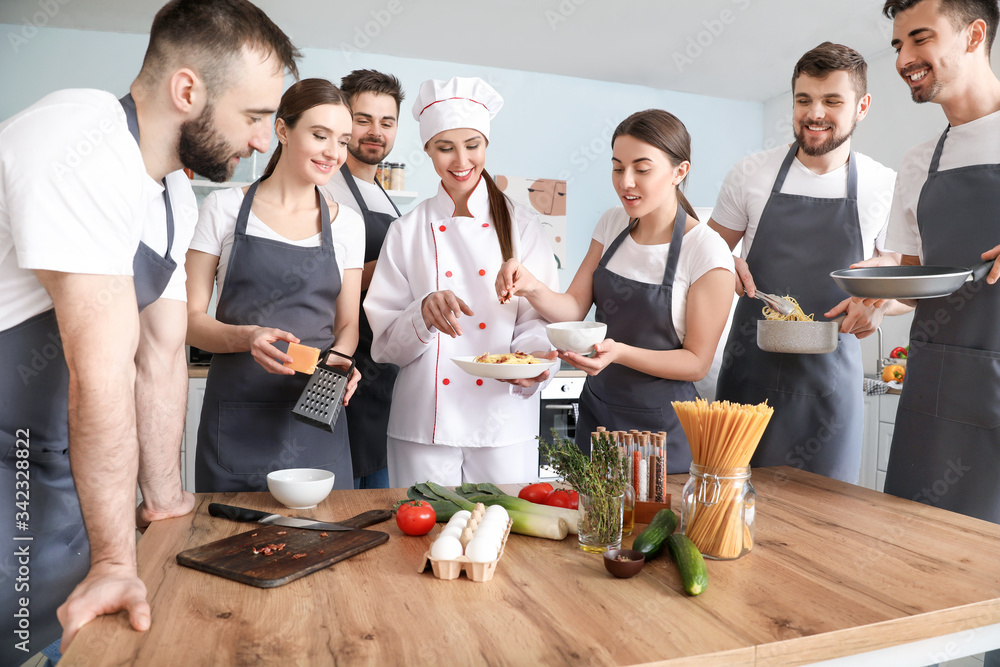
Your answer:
[485,505,509,522]
[439,526,463,541]
[430,535,464,560]
[446,515,468,531]
[452,510,472,521]
[473,523,503,545]
[477,515,505,534]
[465,538,499,563]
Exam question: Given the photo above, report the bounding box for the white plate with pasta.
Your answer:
[451,354,558,380]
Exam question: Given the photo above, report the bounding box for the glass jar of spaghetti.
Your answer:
[680,464,755,560]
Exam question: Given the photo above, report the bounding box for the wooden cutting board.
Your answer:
[176,509,390,588]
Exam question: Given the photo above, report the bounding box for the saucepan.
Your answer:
[830,260,994,300]
[757,315,845,355]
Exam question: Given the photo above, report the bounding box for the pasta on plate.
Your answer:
[473,351,544,364]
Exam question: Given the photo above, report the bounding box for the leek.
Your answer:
[455,482,579,535]
[398,481,570,541]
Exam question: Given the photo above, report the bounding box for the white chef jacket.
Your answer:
[366,177,558,448]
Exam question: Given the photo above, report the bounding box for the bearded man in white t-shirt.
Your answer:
[0,0,299,659]
[709,42,908,484]
[873,9,1000,664]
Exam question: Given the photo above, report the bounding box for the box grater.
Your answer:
[292,349,355,432]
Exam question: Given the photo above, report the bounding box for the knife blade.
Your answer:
[208,503,391,532]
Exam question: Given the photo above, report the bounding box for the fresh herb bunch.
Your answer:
[539,431,629,498]
[539,431,630,548]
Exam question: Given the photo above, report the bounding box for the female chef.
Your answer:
[495,109,735,472]
[365,76,558,487]
[186,78,364,492]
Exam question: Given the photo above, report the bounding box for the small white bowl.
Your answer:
[546,321,607,355]
[266,468,335,509]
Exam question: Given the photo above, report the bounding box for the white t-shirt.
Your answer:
[320,167,398,218]
[711,145,896,260]
[592,207,735,344]
[885,111,1000,260]
[189,186,365,295]
[0,89,195,330]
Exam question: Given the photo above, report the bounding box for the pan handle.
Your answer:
[970,259,995,284]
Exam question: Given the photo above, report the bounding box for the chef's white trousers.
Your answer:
[387,437,538,487]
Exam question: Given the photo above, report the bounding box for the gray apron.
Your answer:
[195,178,353,492]
[885,127,1000,524]
[575,204,698,473]
[340,164,400,479]
[715,144,865,482]
[0,94,177,661]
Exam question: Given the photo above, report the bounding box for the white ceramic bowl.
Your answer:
[266,468,335,509]
[546,321,607,355]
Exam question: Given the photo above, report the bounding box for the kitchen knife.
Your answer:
[208,503,391,532]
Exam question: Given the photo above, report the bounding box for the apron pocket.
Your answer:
[217,401,295,474]
[773,349,840,398]
[907,342,1000,429]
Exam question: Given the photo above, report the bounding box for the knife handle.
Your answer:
[338,509,393,529]
[209,503,271,523]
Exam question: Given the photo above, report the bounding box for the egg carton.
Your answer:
[419,519,513,583]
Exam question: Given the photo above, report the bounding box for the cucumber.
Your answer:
[667,534,708,596]
[631,508,678,560]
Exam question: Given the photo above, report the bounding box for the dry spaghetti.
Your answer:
[762,295,814,322]
[672,399,773,559]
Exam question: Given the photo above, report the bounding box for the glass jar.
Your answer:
[680,464,755,560]
[389,162,405,191]
[577,491,624,553]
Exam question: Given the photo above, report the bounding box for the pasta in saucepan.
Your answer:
[762,295,814,322]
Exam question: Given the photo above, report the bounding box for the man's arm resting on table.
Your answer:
[33,270,151,649]
[134,297,195,528]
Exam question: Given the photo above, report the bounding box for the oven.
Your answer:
[538,375,585,478]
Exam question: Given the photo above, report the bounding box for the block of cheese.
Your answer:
[285,343,321,374]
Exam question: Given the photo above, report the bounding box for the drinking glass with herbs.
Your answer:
[540,432,630,552]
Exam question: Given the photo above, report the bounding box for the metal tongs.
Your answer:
[753,291,796,317]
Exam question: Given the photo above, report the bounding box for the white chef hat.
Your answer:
[412,76,504,147]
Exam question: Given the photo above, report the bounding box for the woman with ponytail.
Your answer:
[365,77,558,487]
[495,109,735,472]
[185,78,363,491]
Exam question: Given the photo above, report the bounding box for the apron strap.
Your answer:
[661,204,687,286]
[341,163,401,217]
[771,143,799,194]
[928,126,951,174]
[119,93,174,261]
[596,203,687,288]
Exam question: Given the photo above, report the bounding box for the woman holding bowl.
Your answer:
[496,109,735,471]
[186,79,363,492]
[365,76,558,487]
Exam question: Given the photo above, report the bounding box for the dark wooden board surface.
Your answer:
[176,509,390,588]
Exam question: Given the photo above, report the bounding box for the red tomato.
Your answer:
[545,489,576,508]
[517,482,554,504]
[395,500,436,536]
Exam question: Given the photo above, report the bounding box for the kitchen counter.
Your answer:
[60,467,1000,666]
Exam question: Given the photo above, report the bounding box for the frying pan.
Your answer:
[830,260,994,299]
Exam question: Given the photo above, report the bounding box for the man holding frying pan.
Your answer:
[877,0,1000,587]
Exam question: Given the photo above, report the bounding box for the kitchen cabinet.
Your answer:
[859,389,900,492]
[182,376,207,492]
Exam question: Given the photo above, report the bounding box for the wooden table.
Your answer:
[60,467,1000,666]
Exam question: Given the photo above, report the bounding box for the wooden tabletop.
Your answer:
[60,467,1000,666]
